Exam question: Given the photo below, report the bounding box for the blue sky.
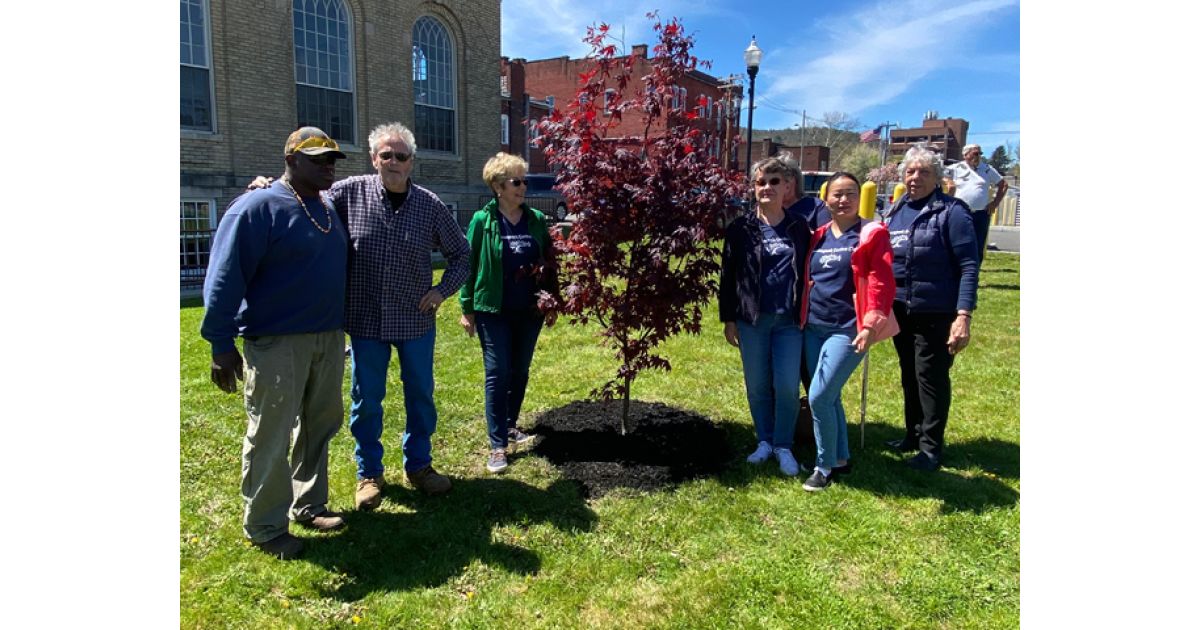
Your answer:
[501,0,1020,157]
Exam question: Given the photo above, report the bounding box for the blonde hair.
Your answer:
[482,152,529,192]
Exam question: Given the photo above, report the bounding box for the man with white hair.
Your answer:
[944,144,1008,261]
[331,122,471,508]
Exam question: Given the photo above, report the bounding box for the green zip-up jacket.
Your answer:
[459,198,558,314]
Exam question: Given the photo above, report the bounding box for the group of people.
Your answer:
[199,121,996,560]
[201,123,558,560]
[718,145,984,491]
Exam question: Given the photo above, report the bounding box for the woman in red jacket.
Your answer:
[798,172,897,491]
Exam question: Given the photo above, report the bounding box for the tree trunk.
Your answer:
[620,375,632,436]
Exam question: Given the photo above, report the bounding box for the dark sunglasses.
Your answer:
[377,151,412,162]
[754,176,782,187]
[302,153,339,166]
[506,178,527,187]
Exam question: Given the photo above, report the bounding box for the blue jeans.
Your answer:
[736,313,803,448]
[349,330,437,477]
[803,323,864,470]
[476,310,544,449]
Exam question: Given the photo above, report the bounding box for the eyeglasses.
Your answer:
[301,153,339,166]
[377,151,412,162]
[506,178,527,187]
[754,177,782,187]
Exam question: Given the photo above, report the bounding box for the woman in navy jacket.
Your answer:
[718,157,812,477]
[880,146,980,471]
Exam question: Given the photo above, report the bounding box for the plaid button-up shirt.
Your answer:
[329,175,470,341]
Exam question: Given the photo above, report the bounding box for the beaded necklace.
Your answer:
[280,177,333,234]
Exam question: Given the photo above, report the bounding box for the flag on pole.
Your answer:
[860,126,882,143]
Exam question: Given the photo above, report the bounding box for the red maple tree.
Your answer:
[535,14,746,433]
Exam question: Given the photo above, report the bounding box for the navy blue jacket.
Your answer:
[718,209,813,324]
[881,190,979,313]
[785,196,831,231]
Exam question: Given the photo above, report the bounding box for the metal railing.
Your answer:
[993,192,1020,227]
[181,229,214,292]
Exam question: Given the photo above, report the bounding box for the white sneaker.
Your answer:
[747,441,773,464]
[775,447,800,477]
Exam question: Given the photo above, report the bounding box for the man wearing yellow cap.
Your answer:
[201,126,349,560]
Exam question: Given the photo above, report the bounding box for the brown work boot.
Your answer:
[406,465,452,495]
[253,532,304,560]
[295,511,346,532]
[355,476,385,511]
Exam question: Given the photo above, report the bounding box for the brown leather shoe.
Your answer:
[296,511,346,532]
[355,476,385,511]
[406,465,452,495]
[253,533,304,560]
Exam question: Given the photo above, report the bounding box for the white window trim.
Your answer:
[292,0,358,144]
[501,113,510,145]
[413,15,459,156]
[181,0,217,133]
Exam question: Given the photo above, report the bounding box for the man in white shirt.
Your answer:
[944,144,1008,261]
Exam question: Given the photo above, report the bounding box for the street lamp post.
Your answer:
[743,36,762,181]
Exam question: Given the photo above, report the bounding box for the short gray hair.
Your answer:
[750,155,792,180]
[962,143,982,155]
[776,151,802,197]
[368,122,418,157]
[901,145,944,180]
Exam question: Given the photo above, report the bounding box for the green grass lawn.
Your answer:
[180,254,1019,628]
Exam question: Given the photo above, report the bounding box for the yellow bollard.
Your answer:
[819,181,828,201]
[891,183,906,203]
[859,181,877,220]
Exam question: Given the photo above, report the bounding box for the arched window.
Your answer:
[413,16,456,153]
[180,0,214,131]
[293,0,355,144]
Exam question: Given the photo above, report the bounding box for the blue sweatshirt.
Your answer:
[201,182,348,355]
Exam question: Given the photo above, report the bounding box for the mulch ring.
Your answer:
[530,400,732,498]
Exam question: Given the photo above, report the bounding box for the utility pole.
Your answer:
[876,122,899,168]
[798,109,806,173]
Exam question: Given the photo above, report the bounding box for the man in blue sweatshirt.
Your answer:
[201,127,349,560]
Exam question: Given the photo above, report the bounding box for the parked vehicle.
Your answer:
[524,173,569,221]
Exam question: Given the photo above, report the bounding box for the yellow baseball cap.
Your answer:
[284,126,347,159]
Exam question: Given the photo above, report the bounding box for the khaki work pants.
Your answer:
[240,330,344,542]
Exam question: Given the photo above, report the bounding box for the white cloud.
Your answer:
[759,0,1017,120]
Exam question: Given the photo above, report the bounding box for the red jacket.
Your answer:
[799,220,896,338]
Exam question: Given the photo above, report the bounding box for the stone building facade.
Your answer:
[180,0,500,292]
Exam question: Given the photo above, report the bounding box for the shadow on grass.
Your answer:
[831,421,1019,513]
[301,477,596,601]
[716,419,1019,514]
[978,283,1020,291]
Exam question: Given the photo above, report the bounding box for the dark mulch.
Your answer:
[530,400,733,498]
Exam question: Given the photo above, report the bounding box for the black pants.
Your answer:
[971,210,990,262]
[891,302,956,461]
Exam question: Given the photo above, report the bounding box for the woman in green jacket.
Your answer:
[459,153,559,473]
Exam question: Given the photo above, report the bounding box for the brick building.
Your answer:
[504,44,743,173]
[888,113,969,161]
[180,0,500,292]
[741,139,830,173]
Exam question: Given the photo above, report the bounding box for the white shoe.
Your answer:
[775,447,800,477]
[747,441,773,464]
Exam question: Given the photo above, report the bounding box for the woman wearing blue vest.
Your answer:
[719,156,812,477]
[459,153,559,474]
[880,146,979,471]
[798,172,896,491]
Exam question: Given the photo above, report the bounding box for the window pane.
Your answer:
[413,17,455,152]
[181,66,212,131]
